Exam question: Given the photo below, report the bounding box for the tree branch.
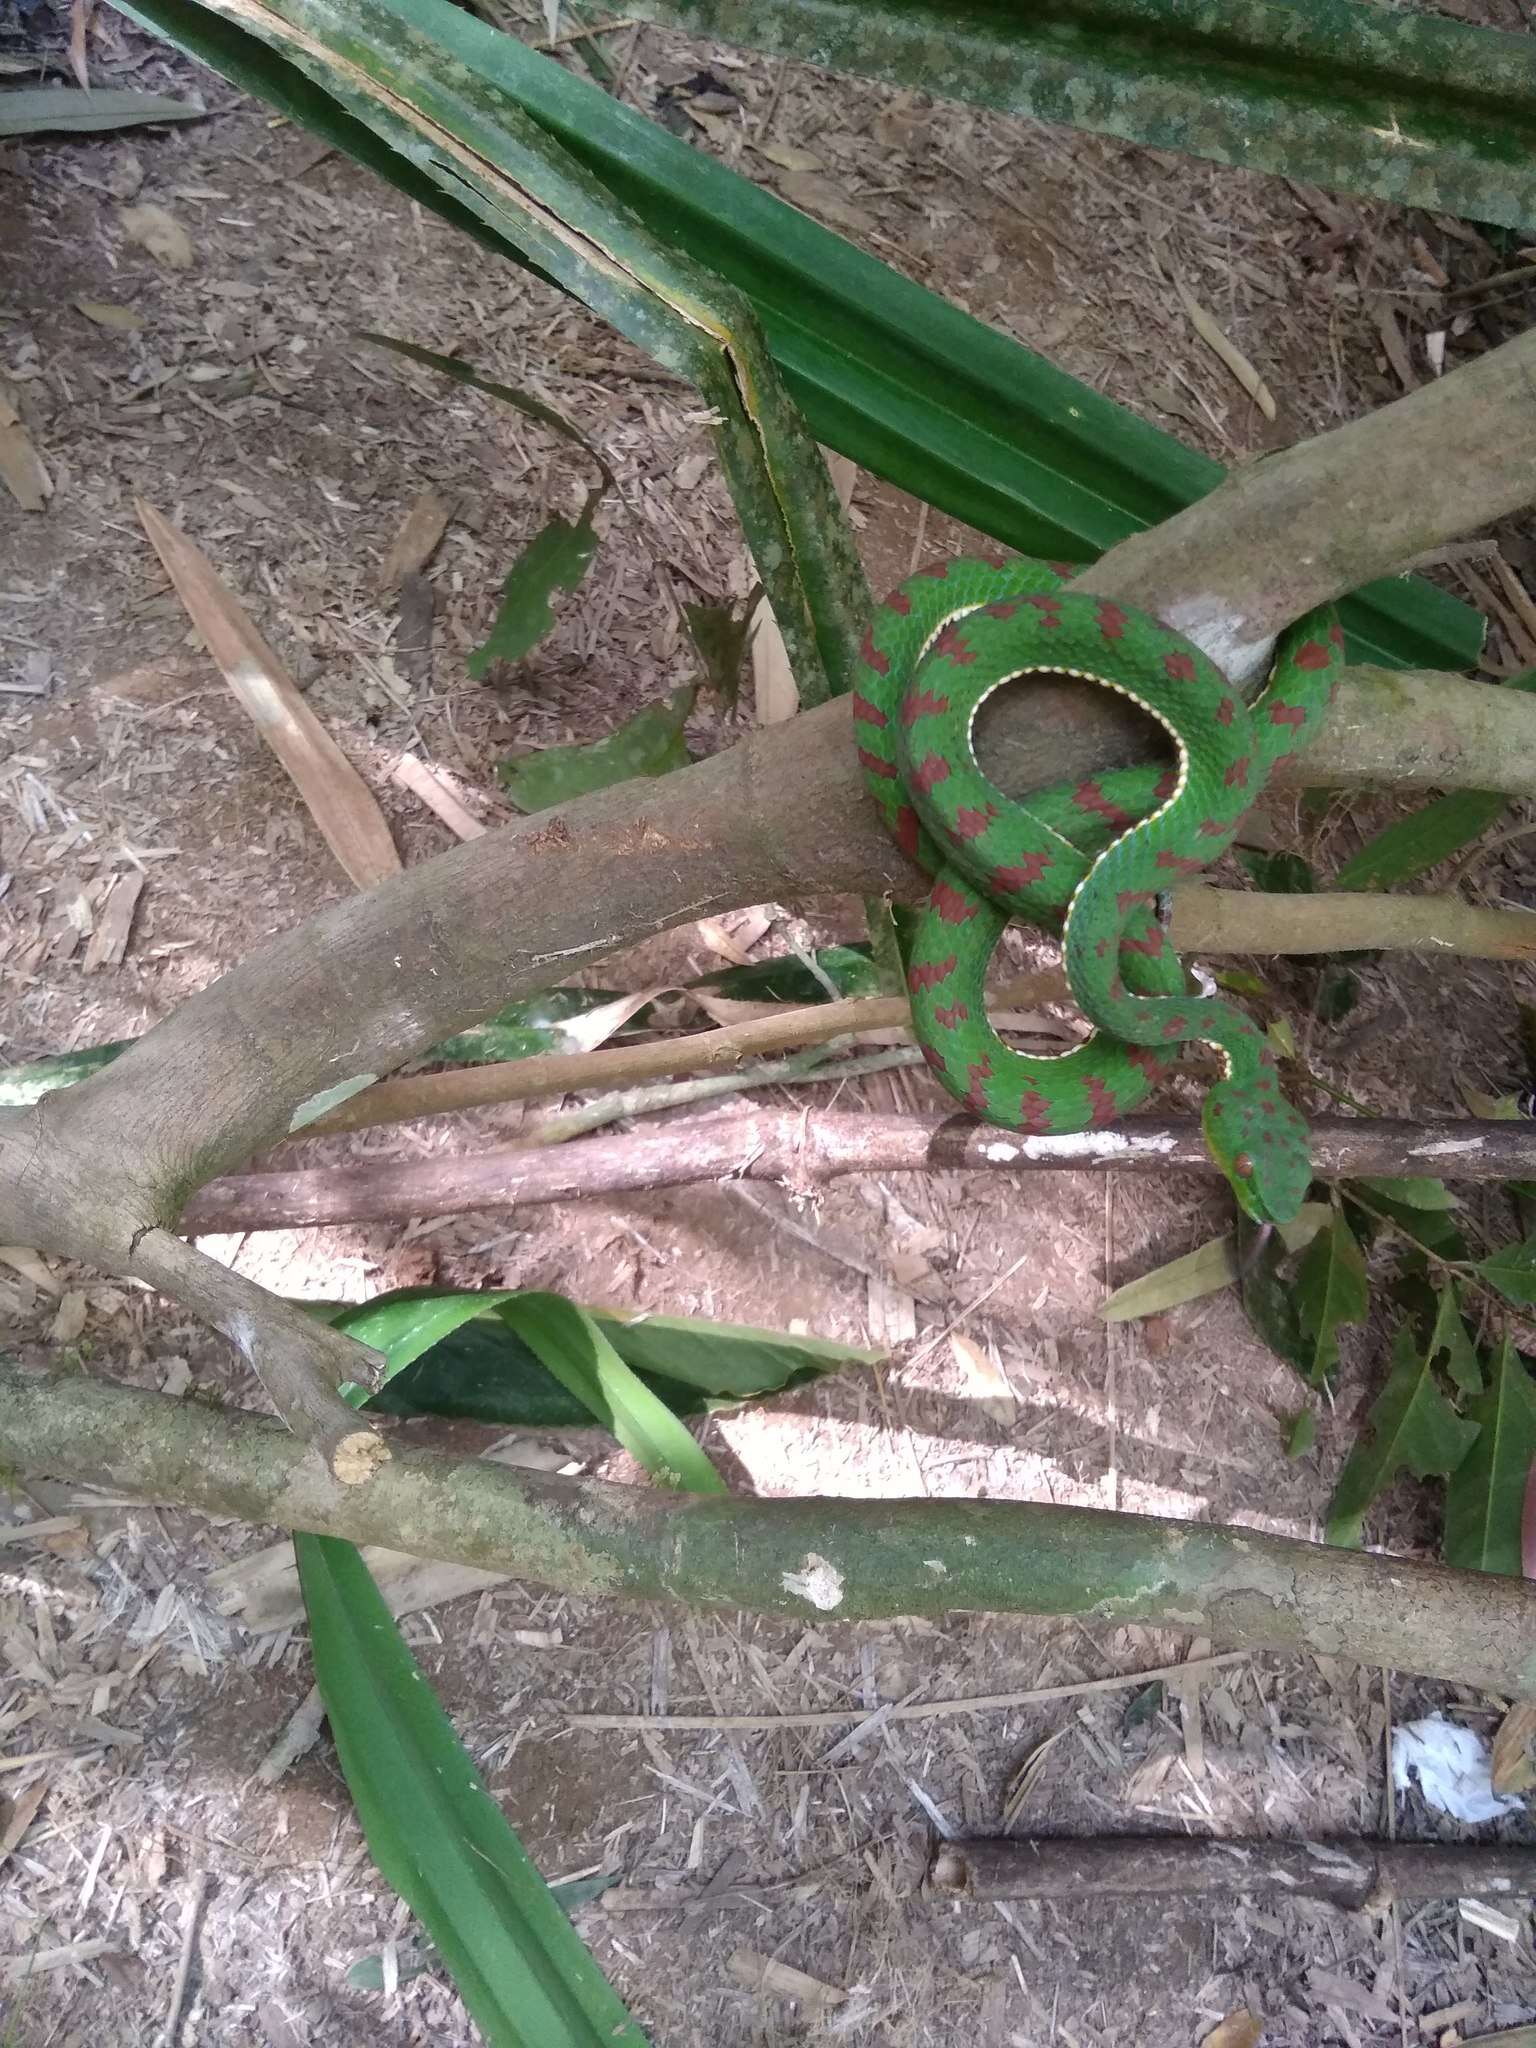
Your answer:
[5,327,1536,1447]
[183,1111,1536,1235]
[4,1364,1533,1696]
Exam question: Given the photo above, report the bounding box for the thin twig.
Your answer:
[156,1868,210,2048]
[565,1650,1250,1731]
[523,1044,920,1146]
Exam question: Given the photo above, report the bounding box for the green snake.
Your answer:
[853,555,1345,1224]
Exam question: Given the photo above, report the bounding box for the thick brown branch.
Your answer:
[3,1364,1534,1696]
[183,1111,1536,1235]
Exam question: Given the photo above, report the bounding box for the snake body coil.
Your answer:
[854,555,1344,1223]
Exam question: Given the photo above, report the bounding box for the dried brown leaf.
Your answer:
[136,500,400,889]
[1202,2012,1263,2048]
[73,298,144,331]
[726,1949,845,2008]
[1001,1725,1067,1826]
[0,393,52,512]
[1492,1700,1536,1796]
[1176,282,1277,420]
[376,488,451,593]
[119,202,193,267]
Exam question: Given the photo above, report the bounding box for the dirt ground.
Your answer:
[5,3,1536,2043]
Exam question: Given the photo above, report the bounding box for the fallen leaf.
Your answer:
[775,169,877,235]
[1177,281,1277,420]
[0,88,202,137]
[0,392,52,512]
[120,202,194,268]
[376,488,451,594]
[951,1332,1017,1427]
[726,1949,844,2009]
[136,499,400,888]
[50,1290,87,1345]
[74,298,145,331]
[1202,2011,1263,2048]
[1001,1726,1066,1826]
[1492,1700,1536,1796]
[751,140,824,173]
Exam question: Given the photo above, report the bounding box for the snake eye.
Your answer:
[1233,1152,1254,1177]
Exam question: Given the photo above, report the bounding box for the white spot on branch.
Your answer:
[781,1553,845,1611]
[1413,1137,1488,1157]
[1161,595,1273,685]
[980,1130,1180,1165]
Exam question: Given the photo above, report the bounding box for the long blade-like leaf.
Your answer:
[624,0,1536,236]
[117,0,1480,674]
[0,85,204,133]
[496,1292,728,1491]
[318,1284,869,1425]
[297,1533,650,2047]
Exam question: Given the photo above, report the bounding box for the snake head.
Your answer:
[1202,1078,1313,1225]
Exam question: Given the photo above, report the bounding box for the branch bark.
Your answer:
[927,1837,1536,1909]
[183,1111,1536,1235]
[4,1364,1534,1697]
[5,326,1536,1446]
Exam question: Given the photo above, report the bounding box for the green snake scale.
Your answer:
[853,554,1345,1224]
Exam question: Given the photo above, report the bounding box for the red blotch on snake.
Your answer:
[1088,1077,1120,1125]
[1097,602,1129,640]
[859,628,890,676]
[993,851,1054,890]
[1155,851,1204,876]
[910,753,951,794]
[901,687,951,726]
[857,747,897,781]
[933,1001,970,1029]
[933,624,977,665]
[963,1056,994,1115]
[951,802,1000,840]
[1164,652,1197,683]
[1075,781,1135,828]
[1293,640,1333,671]
[851,691,887,728]
[908,956,957,992]
[1269,701,1307,729]
[1223,755,1251,789]
[932,880,980,924]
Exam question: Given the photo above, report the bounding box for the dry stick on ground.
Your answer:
[183,1111,1536,1235]
[927,1838,1536,1910]
[301,887,1536,1139]
[6,327,1536,1464]
[3,1366,1534,1696]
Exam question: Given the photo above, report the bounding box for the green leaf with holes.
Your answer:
[469,494,603,678]
[499,687,696,811]
[1476,1235,1536,1306]
[1293,1206,1369,1388]
[1443,1338,1536,1575]
[1325,1323,1480,1548]
[1426,1282,1483,1398]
